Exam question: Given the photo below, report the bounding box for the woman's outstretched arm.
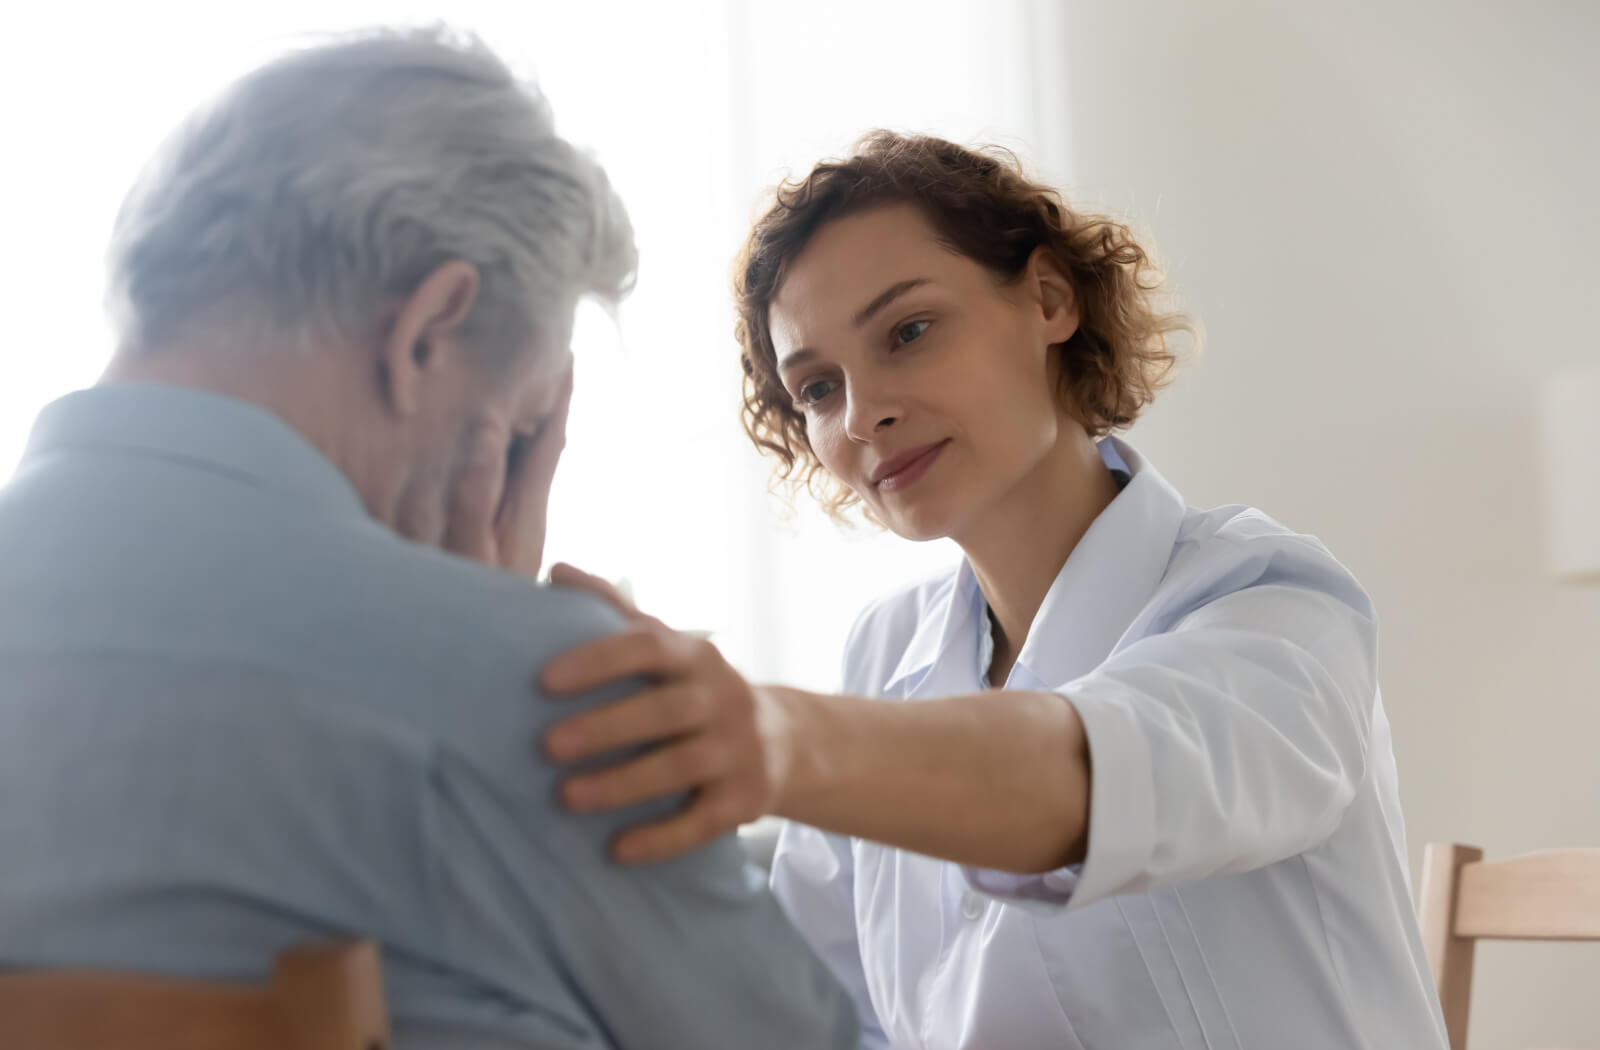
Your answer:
[539,563,1090,872]
[768,684,1091,874]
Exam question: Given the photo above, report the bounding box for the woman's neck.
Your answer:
[959,427,1121,687]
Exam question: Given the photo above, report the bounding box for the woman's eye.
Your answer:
[798,378,839,405]
[894,319,931,345]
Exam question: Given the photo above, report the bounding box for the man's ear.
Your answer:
[379,260,481,416]
[1027,247,1080,347]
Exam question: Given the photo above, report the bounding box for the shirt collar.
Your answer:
[17,382,368,520]
[883,436,1188,695]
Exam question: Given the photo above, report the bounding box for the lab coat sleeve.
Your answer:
[966,546,1379,913]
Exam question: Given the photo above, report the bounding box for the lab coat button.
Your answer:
[961,891,985,921]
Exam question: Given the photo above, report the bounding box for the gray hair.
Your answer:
[106,25,636,363]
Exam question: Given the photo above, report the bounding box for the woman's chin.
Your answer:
[879,499,961,544]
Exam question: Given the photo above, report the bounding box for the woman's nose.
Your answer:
[844,385,901,443]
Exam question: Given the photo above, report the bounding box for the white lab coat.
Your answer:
[771,438,1448,1050]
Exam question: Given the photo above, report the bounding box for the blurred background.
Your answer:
[2,2,1595,1044]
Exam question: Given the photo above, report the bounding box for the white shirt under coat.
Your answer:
[770,438,1449,1050]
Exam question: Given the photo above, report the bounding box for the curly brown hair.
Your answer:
[735,130,1194,519]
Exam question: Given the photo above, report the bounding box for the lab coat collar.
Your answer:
[882,437,1187,695]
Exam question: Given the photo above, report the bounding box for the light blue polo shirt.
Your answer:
[0,382,856,1050]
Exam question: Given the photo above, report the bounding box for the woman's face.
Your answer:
[769,203,1080,541]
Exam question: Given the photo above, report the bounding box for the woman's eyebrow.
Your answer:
[852,277,932,328]
[777,277,934,372]
[777,347,818,373]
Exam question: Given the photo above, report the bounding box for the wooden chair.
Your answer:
[0,940,390,1050]
[1418,843,1600,1050]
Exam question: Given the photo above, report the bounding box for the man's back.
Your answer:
[0,383,856,1049]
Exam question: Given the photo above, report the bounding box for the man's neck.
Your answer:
[102,340,398,524]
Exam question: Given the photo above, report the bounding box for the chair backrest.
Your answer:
[1418,842,1600,1050]
[0,940,390,1050]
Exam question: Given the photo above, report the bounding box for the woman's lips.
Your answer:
[873,440,950,493]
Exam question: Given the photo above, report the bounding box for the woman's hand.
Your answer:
[442,362,573,579]
[540,563,797,864]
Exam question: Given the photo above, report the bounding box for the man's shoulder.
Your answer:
[205,526,639,766]
[350,536,628,667]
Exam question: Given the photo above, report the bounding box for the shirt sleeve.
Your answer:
[770,821,892,1050]
[422,591,860,1050]
[964,550,1379,914]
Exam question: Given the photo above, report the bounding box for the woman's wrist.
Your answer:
[760,684,848,822]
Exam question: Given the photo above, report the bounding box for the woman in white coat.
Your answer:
[540,132,1448,1050]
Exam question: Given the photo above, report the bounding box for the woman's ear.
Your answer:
[1028,247,1080,346]
[378,260,482,416]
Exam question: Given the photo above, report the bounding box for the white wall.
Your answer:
[1056,2,1599,1045]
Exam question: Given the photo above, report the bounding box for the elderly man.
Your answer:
[0,27,856,1050]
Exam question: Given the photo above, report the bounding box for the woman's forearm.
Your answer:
[769,686,1092,874]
